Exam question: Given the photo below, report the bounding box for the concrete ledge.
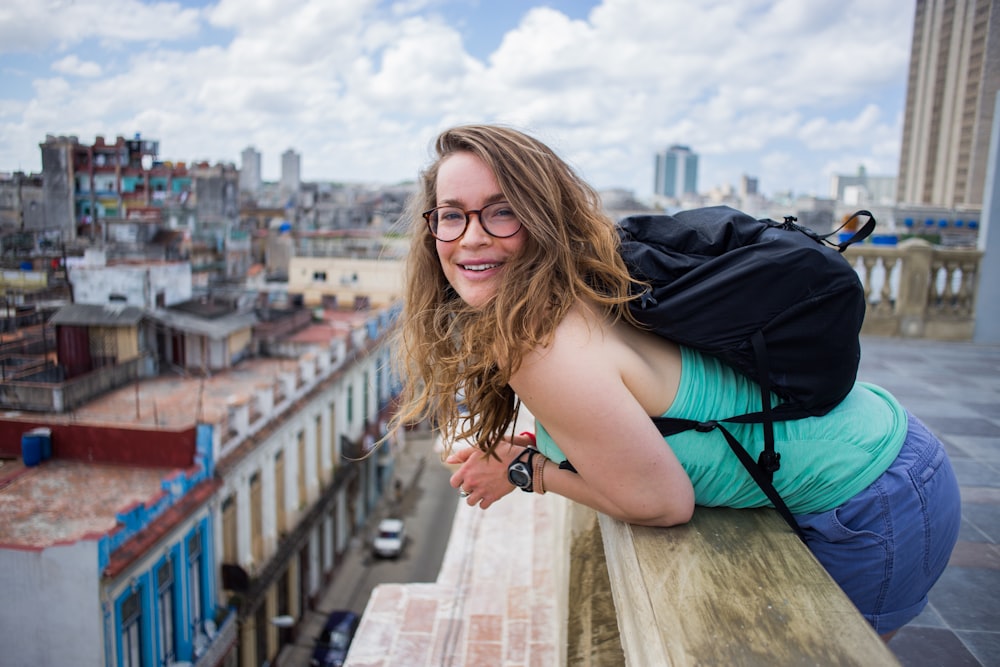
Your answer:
[348,479,569,666]
[599,506,900,666]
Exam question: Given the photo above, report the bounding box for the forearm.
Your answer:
[537,455,694,527]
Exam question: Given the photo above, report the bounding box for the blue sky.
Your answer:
[0,0,915,199]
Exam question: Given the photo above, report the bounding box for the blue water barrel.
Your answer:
[30,427,52,460]
[21,433,42,466]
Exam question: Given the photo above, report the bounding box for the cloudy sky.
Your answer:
[1,0,914,200]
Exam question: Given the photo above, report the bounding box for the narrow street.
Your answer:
[278,432,458,666]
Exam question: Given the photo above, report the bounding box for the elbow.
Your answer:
[616,497,694,528]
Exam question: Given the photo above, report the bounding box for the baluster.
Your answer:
[860,256,877,306]
[959,261,977,316]
[942,261,958,313]
[928,260,944,312]
[878,257,897,315]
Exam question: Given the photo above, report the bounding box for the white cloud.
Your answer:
[51,55,102,78]
[0,0,916,197]
[0,0,202,53]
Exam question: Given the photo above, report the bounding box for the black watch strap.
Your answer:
[507,448,537,492]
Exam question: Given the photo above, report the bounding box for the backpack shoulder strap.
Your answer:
[649,413,806,541]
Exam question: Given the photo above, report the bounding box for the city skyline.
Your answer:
[2,0,914,199]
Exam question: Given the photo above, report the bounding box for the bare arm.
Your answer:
[449,308,694,527]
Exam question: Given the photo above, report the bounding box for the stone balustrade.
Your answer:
[844,238,983,340]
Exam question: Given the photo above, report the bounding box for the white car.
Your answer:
[372,518,406,558]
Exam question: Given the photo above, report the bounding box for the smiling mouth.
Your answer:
[461,263,502,272]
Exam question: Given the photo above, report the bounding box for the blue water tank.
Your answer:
[21,433,42,466]
[21,428,52,465]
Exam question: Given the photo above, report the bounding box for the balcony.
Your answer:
[844,237,983,340]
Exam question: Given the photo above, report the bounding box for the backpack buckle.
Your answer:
[757,450,781,473]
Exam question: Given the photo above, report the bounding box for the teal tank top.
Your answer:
[534,345,907,514]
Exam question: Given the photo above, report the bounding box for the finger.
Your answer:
[446,447,474,464]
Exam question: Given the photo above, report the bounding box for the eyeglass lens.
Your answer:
[426,202,521,241]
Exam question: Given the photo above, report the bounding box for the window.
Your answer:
[221,495,237,564]
[347,386,354,425]
[328,403,337,471]
[187,529,204,638]
[297,431,306,506]
[275,451,286,534]
[120,589,143,667]
[315,415,323,481]
[250,473,263,562]
[157,560,176,666]
[312,271,327,282]
[363,372,370,425]
[109,294,128,303]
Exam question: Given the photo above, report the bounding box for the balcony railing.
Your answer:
[844,238,983,340]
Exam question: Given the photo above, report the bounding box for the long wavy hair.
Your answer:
[391,124,640,458]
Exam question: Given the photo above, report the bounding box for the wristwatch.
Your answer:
[507,448,537,492]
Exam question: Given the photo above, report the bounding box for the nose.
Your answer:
[459,211,491,245]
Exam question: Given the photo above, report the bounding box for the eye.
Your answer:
[489,204,516,219]
[438,208,465,222]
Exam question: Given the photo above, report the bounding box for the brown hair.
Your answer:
[390,124,638,457]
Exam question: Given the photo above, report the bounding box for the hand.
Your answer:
[447,438,524,509]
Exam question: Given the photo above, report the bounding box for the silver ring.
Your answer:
[459,489,470,498]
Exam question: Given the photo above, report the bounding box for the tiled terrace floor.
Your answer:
[861,337,1000,667]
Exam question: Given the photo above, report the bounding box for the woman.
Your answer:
[391,124,960,638]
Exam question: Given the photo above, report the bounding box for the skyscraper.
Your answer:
[239,146,261,194]
[896,0,1000,207]
[654,145,699,198]
[280,148,301,198]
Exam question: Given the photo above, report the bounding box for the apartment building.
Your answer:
[897,0,1000,208]
[0,286,401,666]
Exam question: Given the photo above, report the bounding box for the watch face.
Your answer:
[508,462,531,488]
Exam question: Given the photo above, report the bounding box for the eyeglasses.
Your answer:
[422,202,523,242]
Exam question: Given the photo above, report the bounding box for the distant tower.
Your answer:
[654,145,699,198]
[740,174,759,198]
[896,0,1000,207]
[280,148,301,201]
[240,146,261,194]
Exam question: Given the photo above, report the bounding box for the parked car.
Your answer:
[310,610,360,667]
[372,518,406,558]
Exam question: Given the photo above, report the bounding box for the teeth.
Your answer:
[462,263,501,272]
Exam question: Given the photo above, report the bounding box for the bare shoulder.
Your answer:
[512,305,681,416]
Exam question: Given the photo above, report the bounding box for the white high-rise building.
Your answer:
[239,146,262,194]
[280,148,301,202]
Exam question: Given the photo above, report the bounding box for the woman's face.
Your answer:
[433,151,526,308]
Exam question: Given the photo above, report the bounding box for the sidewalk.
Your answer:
[858,337,1000,667]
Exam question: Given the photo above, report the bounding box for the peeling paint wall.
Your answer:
[69,262,193,308]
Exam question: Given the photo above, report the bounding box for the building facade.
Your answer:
[896,0,1000,208]
[239,147,262,195]
[280,149,301,204]
[654,145,699,199]
[0,263,403,667]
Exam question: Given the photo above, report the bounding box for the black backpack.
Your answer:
[617,206,874,539]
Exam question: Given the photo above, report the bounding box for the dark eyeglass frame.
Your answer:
[422,202,523,242]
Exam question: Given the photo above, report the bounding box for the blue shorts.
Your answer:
[794,413,961,634]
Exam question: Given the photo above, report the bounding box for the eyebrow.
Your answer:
[436,193,506,208]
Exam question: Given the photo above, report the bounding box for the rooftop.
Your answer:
[0,457,174,550]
